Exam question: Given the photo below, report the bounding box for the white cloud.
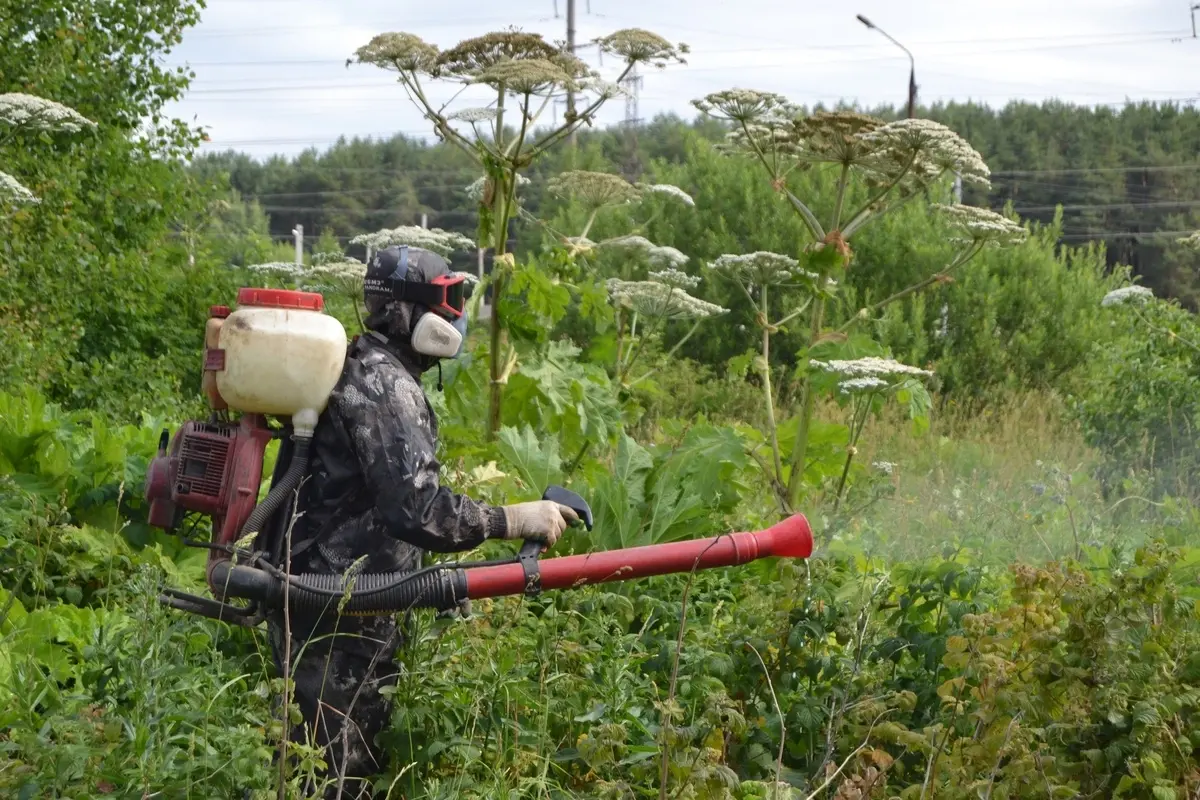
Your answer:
[165,0,1200,158]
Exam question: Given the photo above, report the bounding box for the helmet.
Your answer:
[363,245,469,363]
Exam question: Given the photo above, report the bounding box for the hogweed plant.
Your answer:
[349,224,475,264]
[352,28,687,438]
[707,251,831,505]
[0,92,96,208]
[693,88,1025,507]
[1101,282,1200,356]
[809,357,933,511]
[607,268,727,388]
[541,170,699,381]
[540,169,697,256]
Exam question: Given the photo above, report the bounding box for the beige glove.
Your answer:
[500,501,579,547]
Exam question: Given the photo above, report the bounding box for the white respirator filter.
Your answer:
[410,311,464,359]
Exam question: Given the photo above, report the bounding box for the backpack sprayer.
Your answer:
[143,288,813,627]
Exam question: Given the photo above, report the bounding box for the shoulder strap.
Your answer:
[285,335,378,561]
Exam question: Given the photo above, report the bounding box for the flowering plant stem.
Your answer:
[832,393,876,513]
[835,242,983,336]
[393,62,636,440]
[628,318,704,387]
[760,284,786,491]
[723,273,809,512]
[1130,306,1200,356]
[786,298,826,507]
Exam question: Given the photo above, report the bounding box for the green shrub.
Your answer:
[1072,292,1200,500]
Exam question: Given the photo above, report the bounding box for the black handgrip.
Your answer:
[515,485,594,594]
[542,485,593,530]
[517,485,592,559]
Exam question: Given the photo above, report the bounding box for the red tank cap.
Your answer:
[209,305,231,318]
[236,287,325,312]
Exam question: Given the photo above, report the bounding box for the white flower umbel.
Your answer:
[934,204,1027,247]
[245,261,308,278]
[647,245,688,270]
[600,234,656,252]
[353,32,440,72]
[608,279,726,320]
[1178,231,1200,250]
[309,257,367,282]
[576,75,626,100]
[824,358,931,511]
[593,28,688,68]
[0,170,39,205]
[547,170,641,209]
[640,183,695,207]
[872,460,897,476]
[0,93,96,133]
[446,107,498,123]
[1101,285,1155,307]
[691,88,788,124]
[837,376,891,394]
[472,58,574,96]
[595,235,687,270]
[709,251,808,286]
[861,118,991,189]
[612,275,727,390]
[648,268,700,290]
[350,226,475,258]
[810,356,933,380]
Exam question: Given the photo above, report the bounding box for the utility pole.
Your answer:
[292,223,303,265]
[1192,3,1199,38]
[856,14,917,118]
[420,212,428,229]
[566,0,577,145]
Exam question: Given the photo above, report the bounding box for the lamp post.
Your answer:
[856,13,916,118]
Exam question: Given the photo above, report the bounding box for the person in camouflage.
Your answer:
[266,245,578,799]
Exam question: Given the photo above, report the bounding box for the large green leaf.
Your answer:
[496,424,562,495]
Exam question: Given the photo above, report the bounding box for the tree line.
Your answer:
[194,100,1200,306]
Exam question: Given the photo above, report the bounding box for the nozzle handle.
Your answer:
[516,485,594,594]
[542,485,593,530]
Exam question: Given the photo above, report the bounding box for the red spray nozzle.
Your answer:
[463,513,813,600]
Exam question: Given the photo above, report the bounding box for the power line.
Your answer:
[994,164,1200,176]
[171,28,1186,69]
[1013,200,1200,214]
[185,15,539,38]
[169,29,1190,75]
[1058,229,1198,240]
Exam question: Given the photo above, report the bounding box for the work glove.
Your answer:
[499,500,579,548]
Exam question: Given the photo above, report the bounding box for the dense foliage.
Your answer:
[4,7,1200,799]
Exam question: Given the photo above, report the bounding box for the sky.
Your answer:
[164,0,1200,160]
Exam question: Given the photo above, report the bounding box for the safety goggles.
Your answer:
[362,246,471,319]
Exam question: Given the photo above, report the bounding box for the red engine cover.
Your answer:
[143,414,273,547]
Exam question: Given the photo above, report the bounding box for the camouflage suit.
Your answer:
[266,247,508,799]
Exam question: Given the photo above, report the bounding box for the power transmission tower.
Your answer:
[620,63,643,180]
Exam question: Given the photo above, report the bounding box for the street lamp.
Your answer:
[856,13,917,118]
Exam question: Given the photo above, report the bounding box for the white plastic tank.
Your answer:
[215,288,348,435]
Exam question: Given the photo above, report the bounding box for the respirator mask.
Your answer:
[362,245,471,359]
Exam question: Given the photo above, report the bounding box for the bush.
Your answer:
[1072,292,1200,500]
